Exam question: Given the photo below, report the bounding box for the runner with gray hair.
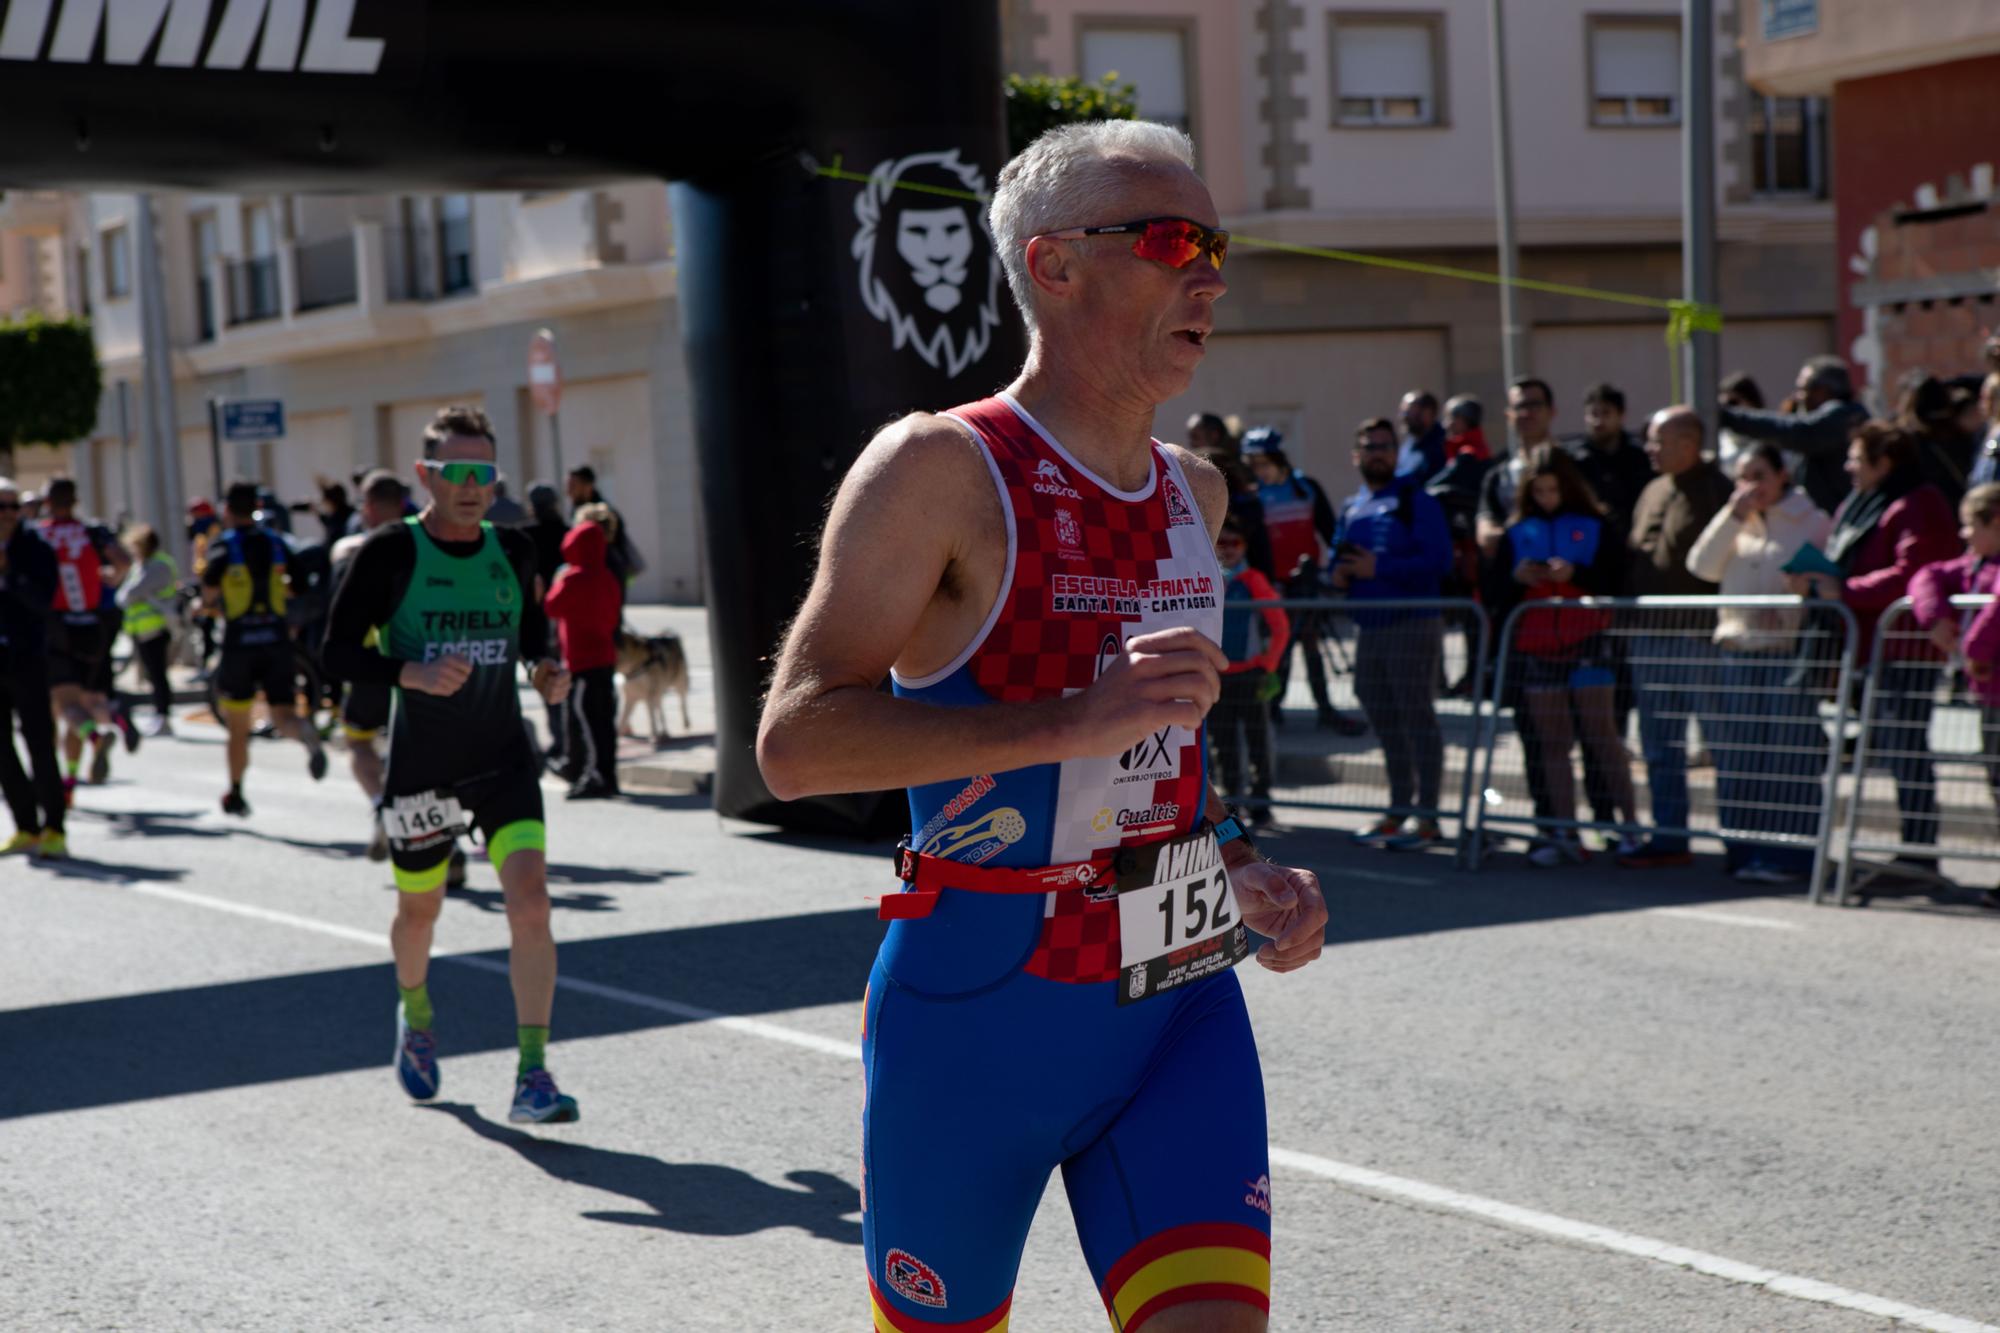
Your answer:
[988,119,1197,330]
[762,118,1325,1333]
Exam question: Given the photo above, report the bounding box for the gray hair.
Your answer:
[1802,355,1854,400]
[988,120,1197,332]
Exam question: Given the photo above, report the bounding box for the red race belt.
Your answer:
[880,828,1202,921]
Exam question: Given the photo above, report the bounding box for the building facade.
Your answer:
[0,185,702,604]
[1008,0,1838,488]
[1741,0,2000,407]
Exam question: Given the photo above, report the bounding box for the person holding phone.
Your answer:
[1685,444,1833,882]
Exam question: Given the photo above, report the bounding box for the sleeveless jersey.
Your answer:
[890,393,1224,984]
[39,517,107,615]
[380,518,528,790]
[214,527,289,647]
[1256,476,1324,582]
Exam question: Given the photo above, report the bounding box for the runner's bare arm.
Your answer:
[758,417,1225,800]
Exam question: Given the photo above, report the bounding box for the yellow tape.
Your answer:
[815,155,1726,400]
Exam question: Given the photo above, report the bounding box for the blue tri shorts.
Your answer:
[861,888,1273,1332]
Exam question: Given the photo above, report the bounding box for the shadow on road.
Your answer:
[1258,822,1825,946]
[422,1103,861,1244]
[0,906,884,1121]
[79,806,229,841]
[443,883,624,914]
[23,853,190,883]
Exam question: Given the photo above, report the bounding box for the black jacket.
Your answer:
[0,524,57,673]
[1563,432,1655,516]
[1718,398,1869,514]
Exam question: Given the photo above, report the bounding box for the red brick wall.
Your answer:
[1832,53,2000,395]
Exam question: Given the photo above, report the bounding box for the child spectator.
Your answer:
[1484,445,1637,867]
[1443,395,1491,461]
[1910,481,2000,909]
[544,502,623,800]
[1210,515,1289,826]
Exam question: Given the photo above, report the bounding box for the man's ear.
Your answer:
[1024,235,1075,305]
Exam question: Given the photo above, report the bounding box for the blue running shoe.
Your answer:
[509,1068,579,1124]
[395,1007,439,1102]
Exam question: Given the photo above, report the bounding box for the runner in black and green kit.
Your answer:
[322,405,579,1124]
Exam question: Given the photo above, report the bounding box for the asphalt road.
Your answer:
[3,722,1996,1331]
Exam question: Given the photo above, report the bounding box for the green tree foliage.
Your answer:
[1004,72,1139,157]
[0,314,101,450]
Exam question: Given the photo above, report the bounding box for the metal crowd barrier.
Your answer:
[1833,595,2000,905]
[1467,596,1860,900]
[1213,597,1490,861]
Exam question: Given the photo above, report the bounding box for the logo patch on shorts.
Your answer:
[884,1248,947,1308]
[1245,1173,1273,1216]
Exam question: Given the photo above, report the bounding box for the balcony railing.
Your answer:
[196,274,215,341]
[227,255,280,325]
[384,225,435,302]
[294,234,358,312]
[439,216,474,295]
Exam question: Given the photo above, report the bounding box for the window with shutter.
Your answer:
[1330,15,1443,127]
[1079,27,1191,132]
[1589,19,1680,126]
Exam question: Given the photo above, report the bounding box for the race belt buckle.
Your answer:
[384,789,467,855]
[1113,827,1249,1006]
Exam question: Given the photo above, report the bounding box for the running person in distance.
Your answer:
[759,122,1327,1333]
[322,406,577,1125]
[329,469,413,860]
[201,481,328,815]
[37,477,135,800]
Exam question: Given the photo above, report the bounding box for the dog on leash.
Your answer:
[615,626,691,744]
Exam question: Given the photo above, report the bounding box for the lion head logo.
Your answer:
[852,149,1002,379]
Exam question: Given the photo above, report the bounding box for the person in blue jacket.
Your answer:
[1483,445,1638,868]
[1334,417,1454,850]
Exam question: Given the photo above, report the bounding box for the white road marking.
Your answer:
[125,881,388,949]
[112,879,1992,1333]
[1269,1147,1995,1333]
[118,881,863,1062]
[1642,907,1803,932]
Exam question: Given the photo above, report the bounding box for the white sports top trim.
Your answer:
[996,390,1158,502]
[887,411,1018,691]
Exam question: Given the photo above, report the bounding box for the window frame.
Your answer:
[1328,10,1449,130]
[1585,13,1682,129]
[101,222,133,300]
[1073,15,1200,139]
[1749,93,1827,199]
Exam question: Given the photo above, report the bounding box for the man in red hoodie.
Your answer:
[545,505,623,799]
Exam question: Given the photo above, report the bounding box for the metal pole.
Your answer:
[133,193,184,531]
[1486,0,1526,436]
[116,380,135,526]
[1683,0,1719,431]
[549,409,566,483]
[208,397,224,499]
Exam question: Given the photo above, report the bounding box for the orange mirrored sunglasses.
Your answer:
[1036,216,1229,271]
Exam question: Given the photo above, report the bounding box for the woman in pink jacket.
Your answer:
[1792,423,1961,875]
[1910,482,2000,907]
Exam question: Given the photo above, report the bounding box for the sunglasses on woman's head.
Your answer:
[1035,216,1229,272]
[420,460,499,487]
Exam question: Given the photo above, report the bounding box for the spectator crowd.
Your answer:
[1198,340,2000,906]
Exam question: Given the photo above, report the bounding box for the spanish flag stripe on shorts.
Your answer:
[867,1275,1011,1332]
[1100,1223,1271,1329]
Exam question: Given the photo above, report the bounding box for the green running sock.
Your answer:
[517,1025,548,1075]
[399,983,433,1032]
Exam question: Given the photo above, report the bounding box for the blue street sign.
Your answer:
[219,399,286,442]
[1761,0,1816,40]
